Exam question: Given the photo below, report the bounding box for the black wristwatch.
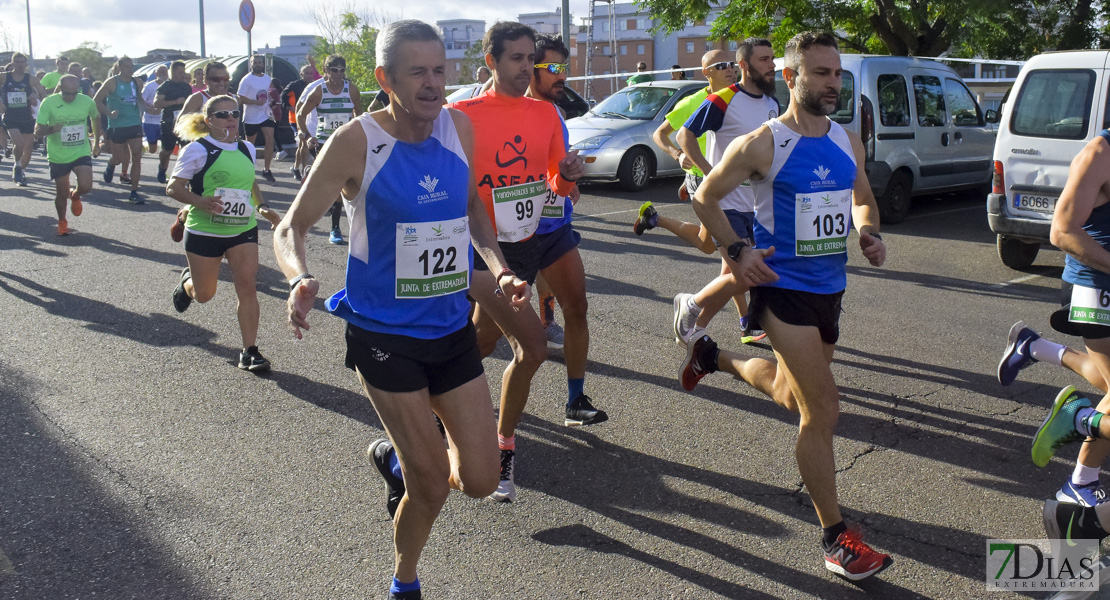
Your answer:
[289,273,315,291]
[727,241,748,262]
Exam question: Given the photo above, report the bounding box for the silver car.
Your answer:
[567,81,707,192]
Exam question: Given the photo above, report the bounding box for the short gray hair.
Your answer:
[376,20,443,80]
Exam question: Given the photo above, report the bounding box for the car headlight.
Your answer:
[571,135,612,151]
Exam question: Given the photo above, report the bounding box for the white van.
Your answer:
[775,55,995,223]
[988,50,1110,269]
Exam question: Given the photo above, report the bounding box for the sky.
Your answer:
[0,0,591,61]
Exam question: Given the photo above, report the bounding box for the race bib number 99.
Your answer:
[492,180,546,242]
[395,217,470,298]
[212,187,252,226]
[1070,284,1110,326]
[795,189,851,256]
[541,187,564,220]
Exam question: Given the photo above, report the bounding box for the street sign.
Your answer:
[239,0,255,32]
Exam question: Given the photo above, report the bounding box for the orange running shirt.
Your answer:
[452,89,574,243]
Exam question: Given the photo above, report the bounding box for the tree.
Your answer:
[634,0,1106,58]
[305,0,397,92]
[61,41,113,81]
[457,42,486,85]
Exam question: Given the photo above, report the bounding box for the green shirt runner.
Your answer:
[664,86,710,178]
[35,92,98,164]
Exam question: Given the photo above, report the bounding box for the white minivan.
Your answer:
[988,50,1110,269]
[775,55,995,223]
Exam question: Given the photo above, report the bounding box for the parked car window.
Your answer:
[944,78,983,127]
[831,71,854,124]
[913,75,946,126]
[1011,69,1095,140]
[877,74,910,127]
[591,86,678,120]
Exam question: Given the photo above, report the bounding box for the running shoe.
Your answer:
[489,448,516,502]
[128,190,145,205]
[262,169,276,183]
[633,201,658,236]
[170,207,188,243]
[680,334,718,391]
[329,229,345,245]
[276,151,288,161]
[238,346,271,372]
[1043,500,1109,544]
[998,320,1040,386]
[291,166,302,182]
[386,590,422,600]
[673,293,702,344]
[565,394,609,426]
[677,182,689,202]
[56,220,69,236]
[369,438,405,518]
[1057,479,1108,507]
[157,167,167,184]
[823,528,893,581]
[740,316,767,343]
[172,267,192,313]
[119,174,131,184]
[545,322,565,350]
[13,165,27,186]
[102,163,114,183]
[1032,385,1091,468]
[3,146,10,158]
[69,188,83,217]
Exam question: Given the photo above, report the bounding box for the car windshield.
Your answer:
[445,85,479,103]
[590,86,678,120]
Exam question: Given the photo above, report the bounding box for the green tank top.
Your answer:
[106,77,141,128]
[184,138,258,236]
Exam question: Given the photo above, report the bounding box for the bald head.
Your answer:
[59,74,80,99]
[701,49,737,92]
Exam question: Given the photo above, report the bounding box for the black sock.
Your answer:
[822,521,847,550]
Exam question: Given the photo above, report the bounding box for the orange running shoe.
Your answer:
[57,220,69,236]
[824,528,893,581]
[70,188,83,217]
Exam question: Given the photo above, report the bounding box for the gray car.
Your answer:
[567,81,707,192]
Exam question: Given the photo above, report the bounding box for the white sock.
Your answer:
[686,295,701,313]
[1075,406,1099,438]
[1029,337,1066,366]
[1073,463,1102,486]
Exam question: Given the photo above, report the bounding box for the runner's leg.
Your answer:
[183,252,223,303]
[1075,337,1110,471]
[52,173,70,220]
[261,125,275,172]
[540,248,588,380]
[224,241,261,349]
[127,137,142,192]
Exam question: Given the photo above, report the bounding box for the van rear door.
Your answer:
[942,77,994,188]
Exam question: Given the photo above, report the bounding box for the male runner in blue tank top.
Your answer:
[680,31,892,581]
[273,20,529,600]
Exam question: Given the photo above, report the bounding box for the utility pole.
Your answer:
[199,0,206,56]
[561,0,570,48]
[25,0,34,71]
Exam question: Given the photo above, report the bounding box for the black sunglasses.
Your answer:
[211,110,241,119]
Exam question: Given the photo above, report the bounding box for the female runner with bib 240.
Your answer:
[166,95,283,372]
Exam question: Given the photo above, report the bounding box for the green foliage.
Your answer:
[61,41,113,81]
[312,11,378,92]
[635,0,1109,59]
[457,42,486,85]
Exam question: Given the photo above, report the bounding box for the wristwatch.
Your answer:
[727,241,748,262]
[289,273,315,291]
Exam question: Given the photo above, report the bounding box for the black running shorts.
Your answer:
[344,322,484,395]
[49,155,93,180]
[1051,281,1110,340]
[183,226,258,258]
[107,124,143,144]
[747,286,845,345]
[244,119,276,137]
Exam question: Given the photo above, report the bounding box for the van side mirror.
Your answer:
[985,109,1000,124]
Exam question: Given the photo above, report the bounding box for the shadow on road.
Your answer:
[0,359,213,598]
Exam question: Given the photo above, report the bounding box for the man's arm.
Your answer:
[349,81,362,115]
[545,105,580,196]
[273,120,365,338]
[693,126,779,284]
[92,77,114,117]
[847,132,885,267]
[677,96,720,175]
[450,109,530,304]
[295,86,322,144]
[1052,136,1110,274]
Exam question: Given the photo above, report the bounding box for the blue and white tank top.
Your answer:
[750,119,856,294]
[326,107,473,339]
[1064,131,1110,290]
[536,114,574,234]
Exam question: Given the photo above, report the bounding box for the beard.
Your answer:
[796,81,837,116]
[747,66,777,96]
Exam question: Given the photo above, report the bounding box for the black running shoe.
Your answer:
[565,394,609,426]
[633,201,658,236]
[237,346,271,372]
[13,165,27,187]
[103,163,114,183]
[172,267,192,313]
[680,334,719,391]
[262,169,276,182]
[291,166,302,182]
[386,590,422,600]
[369,439,405,519]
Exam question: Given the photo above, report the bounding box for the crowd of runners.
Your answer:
[13,14,1110,599]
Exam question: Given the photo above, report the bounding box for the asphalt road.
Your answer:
[0,150,1090,599]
